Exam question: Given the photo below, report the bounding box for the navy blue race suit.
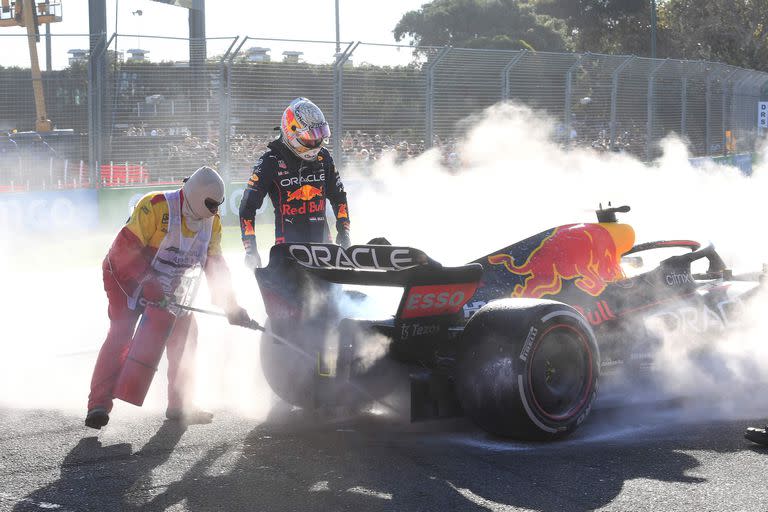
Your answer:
[239,139,350,258]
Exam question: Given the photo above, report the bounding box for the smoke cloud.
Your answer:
[2,100,768,434]
[343,101,768,426]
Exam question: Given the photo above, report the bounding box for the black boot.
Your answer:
[85,407,110,430]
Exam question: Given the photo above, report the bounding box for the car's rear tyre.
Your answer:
[260,318,404,410]
[455,298,599,440]
[260,319,318,408]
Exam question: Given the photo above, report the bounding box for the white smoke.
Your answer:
[2,100,768,432]
[0,233,111,412]
[343,100,768,424]
[349,102,768,271]
[0,231,275,420]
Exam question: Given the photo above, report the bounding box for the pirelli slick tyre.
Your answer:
[455,299,599,441]
[260,319,317,408]
[260,318,405,410]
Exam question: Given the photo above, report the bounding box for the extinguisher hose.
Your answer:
[171,302,400,415]
[171,303,265,332]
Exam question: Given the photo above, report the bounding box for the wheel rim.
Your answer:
[528,323,592,421]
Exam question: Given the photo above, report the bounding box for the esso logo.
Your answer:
[401,283,478,319]
[407,290,464,310]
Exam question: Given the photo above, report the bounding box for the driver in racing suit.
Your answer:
[239,98,350,269]
[86,166,251,429]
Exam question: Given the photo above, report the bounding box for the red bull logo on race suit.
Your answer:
[241,218,255,236]
[282,185,325,216]
[488,224,625,298]
[286,185,323,202]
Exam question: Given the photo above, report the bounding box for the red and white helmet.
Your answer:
[280,97,330,161]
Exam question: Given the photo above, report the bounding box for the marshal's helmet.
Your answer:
[182,166,225,220]
[280,97,330,161]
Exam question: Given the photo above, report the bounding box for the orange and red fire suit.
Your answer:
[88,190,236,413]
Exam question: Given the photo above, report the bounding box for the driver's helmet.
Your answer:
[280,98,330,161]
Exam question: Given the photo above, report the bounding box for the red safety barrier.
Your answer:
[0,184,30,193]
[100,162,150,187]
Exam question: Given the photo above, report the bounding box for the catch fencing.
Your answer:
[1,33,767,190]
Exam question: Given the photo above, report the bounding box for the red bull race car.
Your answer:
[255,205,765,440]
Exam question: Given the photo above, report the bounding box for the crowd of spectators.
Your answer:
[338,131,461,172]
[0,119,726,191]
[102,121,655,185]
[118,124,463,180]
[4,120,636,190]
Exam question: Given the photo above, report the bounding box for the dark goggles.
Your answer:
[204,197,224,215]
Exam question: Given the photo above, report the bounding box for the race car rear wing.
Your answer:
[255,243,483,322]
[263,243,483,287]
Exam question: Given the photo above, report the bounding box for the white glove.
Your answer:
[245,252,262,271]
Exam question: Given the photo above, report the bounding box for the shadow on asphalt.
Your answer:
[12,421,187,512]
[11,406,766,512]
[108,411,714,511]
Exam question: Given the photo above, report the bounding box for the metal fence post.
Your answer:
[86,35,99,188]
[721,68,739,155]
[646,59,668,161]
[565,54,585,149]
[740,71,759,152]
[746,71,764,148]
[610,56,635,150]
[501,49,527,101]
[705,65,713,155]
[681,76,688,137]
[87,32,114,188]
[425,46,451,149]
[333,41,357,162]
[730,72,750,147]
[217,36,243,185]
[750,72,765,136]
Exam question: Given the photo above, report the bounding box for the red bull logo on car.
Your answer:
[488,223,630,298]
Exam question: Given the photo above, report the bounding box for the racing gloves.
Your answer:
[336,221,351,249]
[226,304,252,327]
[244,252,262,271]
[243,237,262,270]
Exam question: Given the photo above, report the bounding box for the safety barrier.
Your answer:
[1,33,766,191]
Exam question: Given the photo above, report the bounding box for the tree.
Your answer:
[661,0,768,70]
[532,0,670,56]
[393,0,571,52]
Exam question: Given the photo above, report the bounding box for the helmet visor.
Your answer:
[204,197,224,215]
[297,124,330,149]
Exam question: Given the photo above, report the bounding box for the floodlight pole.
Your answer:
[45,0,52,71]
[651,0,657,59]
[335,0,341,55]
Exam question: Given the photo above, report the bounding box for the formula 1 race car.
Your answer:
[254,205,765,440]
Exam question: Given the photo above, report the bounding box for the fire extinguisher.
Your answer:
[112,304,177,406]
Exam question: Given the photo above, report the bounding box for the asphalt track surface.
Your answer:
[3,400,768,512]
[4,248,768,511]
